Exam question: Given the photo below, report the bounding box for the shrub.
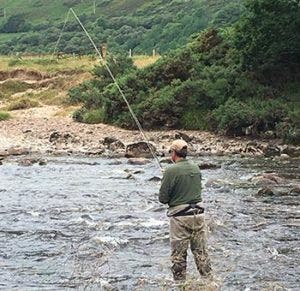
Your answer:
[180,109,209,130]
[72,107,105,124]
[210,98,292,137]
[72,107,87,122]
[210,98,253,135]
[0,111,10,121]
[82,108,105,124]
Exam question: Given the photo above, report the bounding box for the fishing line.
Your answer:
[54,8,162,171]
[52,9,71,59]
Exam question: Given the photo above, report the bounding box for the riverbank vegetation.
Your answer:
[69,0,300,144]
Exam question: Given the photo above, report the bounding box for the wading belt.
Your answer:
[172,203,204,217]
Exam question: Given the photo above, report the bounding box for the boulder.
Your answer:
[49,131,61,143]
[250,173,285,187]
[103,136,119,145]
[174,131,192,142]
[0,150,9,157]
[39,159,47,166]
[7,147,30,156]
[108,140,125,151]
[263,144,281,157]
[125,141,156,158]
[18,158,39,167]
[127,158,151,165]
[281,146,300,158]
[49,131,73,143]
[198,163,221,170]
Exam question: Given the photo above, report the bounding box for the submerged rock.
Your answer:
[127,158,151,165]
[160,158,173,164]
[256,187,275,197]
[198,163,221,170]
[250,173,286,187]
[18,157,47,167]
[148,176,161,182]
[18,158,39,167]
[39,159,47,166]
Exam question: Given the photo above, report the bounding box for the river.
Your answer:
[0,155,299,290]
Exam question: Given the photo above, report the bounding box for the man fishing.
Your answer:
[159,139,212,282]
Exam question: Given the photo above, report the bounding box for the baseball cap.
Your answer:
[169,139,188,153]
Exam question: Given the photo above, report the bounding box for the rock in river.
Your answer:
[250,173,286,187]
[125,141,156,158]
[127,158,151,165]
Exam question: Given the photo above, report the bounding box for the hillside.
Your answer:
[69,0,300,144]
[0,0,244,55]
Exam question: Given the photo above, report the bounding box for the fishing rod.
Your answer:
[56,8,162,171]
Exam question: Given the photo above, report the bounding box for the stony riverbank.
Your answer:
[0,106,299,162]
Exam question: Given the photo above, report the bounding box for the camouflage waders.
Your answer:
[169,213,212,281]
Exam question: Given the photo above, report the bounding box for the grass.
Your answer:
[0,80,33,99]
[0,55,98,73]
[0,111,11,121]
[6,97,40,111]
[0,54,160,116]
[133,55,161,68]
[33,89,68,106]
[0,54,159,72]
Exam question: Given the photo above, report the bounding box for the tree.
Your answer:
[234,0,300,72]
[1,14,31,33]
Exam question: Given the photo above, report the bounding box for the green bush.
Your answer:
[0,111,11,121]
[210,98,292,136]
[82,108,105,124]
[72,108,105,124]
[72,107,87,122]
[180,109,209,130]
[210,98,253,135]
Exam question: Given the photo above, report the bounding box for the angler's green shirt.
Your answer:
[159,159,202,207]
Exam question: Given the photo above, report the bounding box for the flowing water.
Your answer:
[0,155,299,290]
